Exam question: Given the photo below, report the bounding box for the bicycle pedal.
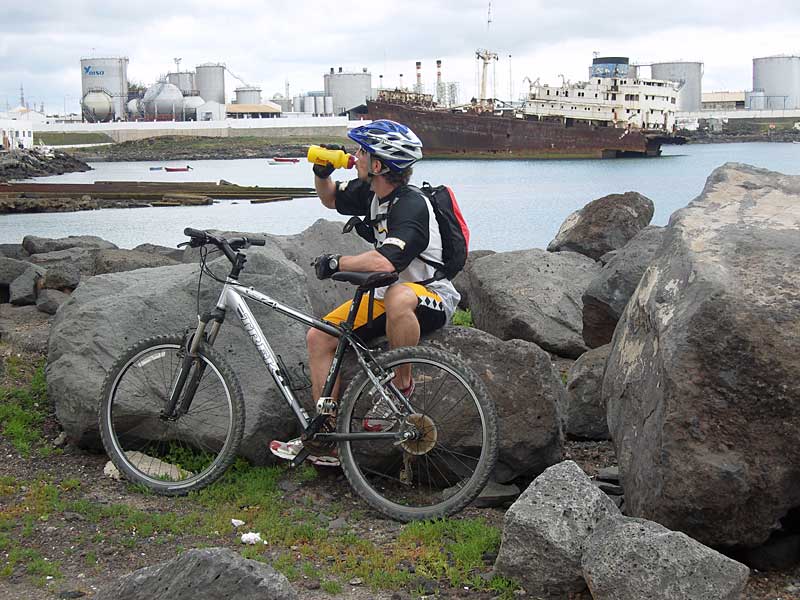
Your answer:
[291,447,311,467]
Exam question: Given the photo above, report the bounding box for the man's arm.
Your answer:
[315,176,337,209]
[339,250,394,273]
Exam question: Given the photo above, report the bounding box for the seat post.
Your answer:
[345,288,366,327]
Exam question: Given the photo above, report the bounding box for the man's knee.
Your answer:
[383,285,418,316]
[307,327,337,354]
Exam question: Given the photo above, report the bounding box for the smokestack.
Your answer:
[379,74,384,89]
[338,67,342,73]
[399,74,404,89]
[436,59,443,103]
[330,67,334,74]
[415,61,422,93]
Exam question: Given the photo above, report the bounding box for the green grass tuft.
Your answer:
[451,309,474,328]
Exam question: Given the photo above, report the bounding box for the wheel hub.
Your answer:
[401,413,437,455]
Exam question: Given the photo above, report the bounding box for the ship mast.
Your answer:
[475,2,498,104]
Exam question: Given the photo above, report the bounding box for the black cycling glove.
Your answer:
[312,144,347,179]
[312,253,341,279]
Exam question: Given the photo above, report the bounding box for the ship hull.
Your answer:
[367,100,667,159]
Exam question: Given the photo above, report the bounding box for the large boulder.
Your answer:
[0,257,34,302]
[94,547,297,600]
[0,304,51,353]
[494,460,620,597]
[94,248,180,274]
[547,192,654,260]
[452,249,495,309]
[0,244,29,260]
[272,219,372,317]
[424,326,564,482]
[564,344,611,440]
[603,163,800,547]
[132,243,186,263]
[22,234,117,255]
[47,238,312,463]
[28,248,98,276]
[468,249,601,358]
[582,226,666,348]
[582,517,750,600]
[10,265,44,306]
[343,326,565,483]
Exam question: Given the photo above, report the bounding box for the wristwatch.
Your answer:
[328,255,341,272]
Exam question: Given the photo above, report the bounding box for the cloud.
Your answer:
[1,0,798,113]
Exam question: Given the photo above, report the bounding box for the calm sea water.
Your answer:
[3,142,798,252]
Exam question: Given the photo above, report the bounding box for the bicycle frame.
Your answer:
[175,274,413,445]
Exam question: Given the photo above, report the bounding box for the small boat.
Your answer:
[271,157,300,163]
[164,166,193,172]
[268,160,292,166]
[149,166,163,171]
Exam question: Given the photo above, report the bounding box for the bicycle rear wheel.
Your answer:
[338,346,498,521]
[99,334,245,495]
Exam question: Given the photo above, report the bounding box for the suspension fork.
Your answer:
[162,309,225,419]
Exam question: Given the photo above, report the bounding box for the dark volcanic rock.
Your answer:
[453,249,495,309]
[0,149,90,182]
[564,344,611,440]
[23,235,117,255]
[94,547,297,600]
[547,192,654,260]
[582,226,666,348]
[603,163,800,547]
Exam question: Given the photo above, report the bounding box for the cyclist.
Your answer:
[270,119,461,466]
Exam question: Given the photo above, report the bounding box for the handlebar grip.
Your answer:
[184,227,207,239]
[250,238,266,246]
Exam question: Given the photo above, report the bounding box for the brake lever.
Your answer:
[177,241,190,248]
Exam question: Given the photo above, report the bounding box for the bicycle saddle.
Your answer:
[332,271,398,289]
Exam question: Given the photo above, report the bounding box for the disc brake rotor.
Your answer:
[401,413,437,455]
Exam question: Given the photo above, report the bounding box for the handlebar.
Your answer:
[181,227,266,266]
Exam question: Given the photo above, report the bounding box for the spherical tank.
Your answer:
[82,90,114,122]
[195,63,226,105]
[142,82,185,119]
[234,86,261,104]
[80,57,129,120]
[753,55,800,109]
[651,62,703,112]
[323,68,372,115]
[126,98,141,118]
[182,96,205,120]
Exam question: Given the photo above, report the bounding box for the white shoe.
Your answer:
[363,380,415,432]
[269,437,340,467]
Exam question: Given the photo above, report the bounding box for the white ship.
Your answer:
[522,56,681,132]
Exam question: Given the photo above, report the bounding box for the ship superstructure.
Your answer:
[522,56,681,132]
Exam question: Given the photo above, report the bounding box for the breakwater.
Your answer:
[0,181,316,214]
[0,149,91,182]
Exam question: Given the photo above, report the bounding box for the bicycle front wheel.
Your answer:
[338,346,498,521]
[99,334,245,495]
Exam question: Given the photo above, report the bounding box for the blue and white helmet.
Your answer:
[348,119,423,172]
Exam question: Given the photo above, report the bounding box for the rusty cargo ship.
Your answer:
[367,55,684,159]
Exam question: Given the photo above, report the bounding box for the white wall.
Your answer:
[0,119,35,150]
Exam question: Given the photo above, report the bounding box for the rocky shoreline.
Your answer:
[0,149,91,183]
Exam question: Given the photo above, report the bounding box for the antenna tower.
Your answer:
[174,57,182,72]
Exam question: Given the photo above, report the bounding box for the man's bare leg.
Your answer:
[307,328,340,402]
[383,285,420,388]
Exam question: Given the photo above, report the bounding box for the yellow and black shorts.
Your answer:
[324,282,446,342]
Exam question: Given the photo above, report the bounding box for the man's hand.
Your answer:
[312,253,342,279]
[312,144,347,179]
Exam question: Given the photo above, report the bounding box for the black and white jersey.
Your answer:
[334,178,460,318]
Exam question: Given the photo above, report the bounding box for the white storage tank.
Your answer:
[182,96,205,120]
[315,96,325,115]
[142,82,185,119]
[651,61,703,112]
[753,55,800,109]
[323,67,372,115]
[746,89,766,110]
[292,95,304,112]
[324,96,334,115]
[126,98,141,118]
[195,63,226,105]
[303,96,315,113]
[80,57,129,120]
[167,72,196,96]
[234,86,261,104]
[82,90,114,122]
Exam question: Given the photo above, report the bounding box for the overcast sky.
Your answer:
[1,0,798,114]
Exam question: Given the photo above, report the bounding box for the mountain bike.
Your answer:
[98,228,498,521]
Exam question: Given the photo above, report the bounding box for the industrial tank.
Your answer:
[746,89,766,110]
[82,91,114,122]
[315,96,325,114]
[167,72,196,96]
[234,86,261,104]
[303,96,315,113]
[324,96,333,115]
[753,55,800,109]
[323,67,372,115]
[195,63,226,105]
[651,61,703,111]
[126,98,141,118]
[293,95,304,112]
[80,57,129,120]
[182,96,205,120]
[142,82,185,119]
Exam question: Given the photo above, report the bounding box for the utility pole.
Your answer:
[174,57,182,72]
[19,84,24,108]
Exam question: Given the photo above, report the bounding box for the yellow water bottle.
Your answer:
[307,145,356,169]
